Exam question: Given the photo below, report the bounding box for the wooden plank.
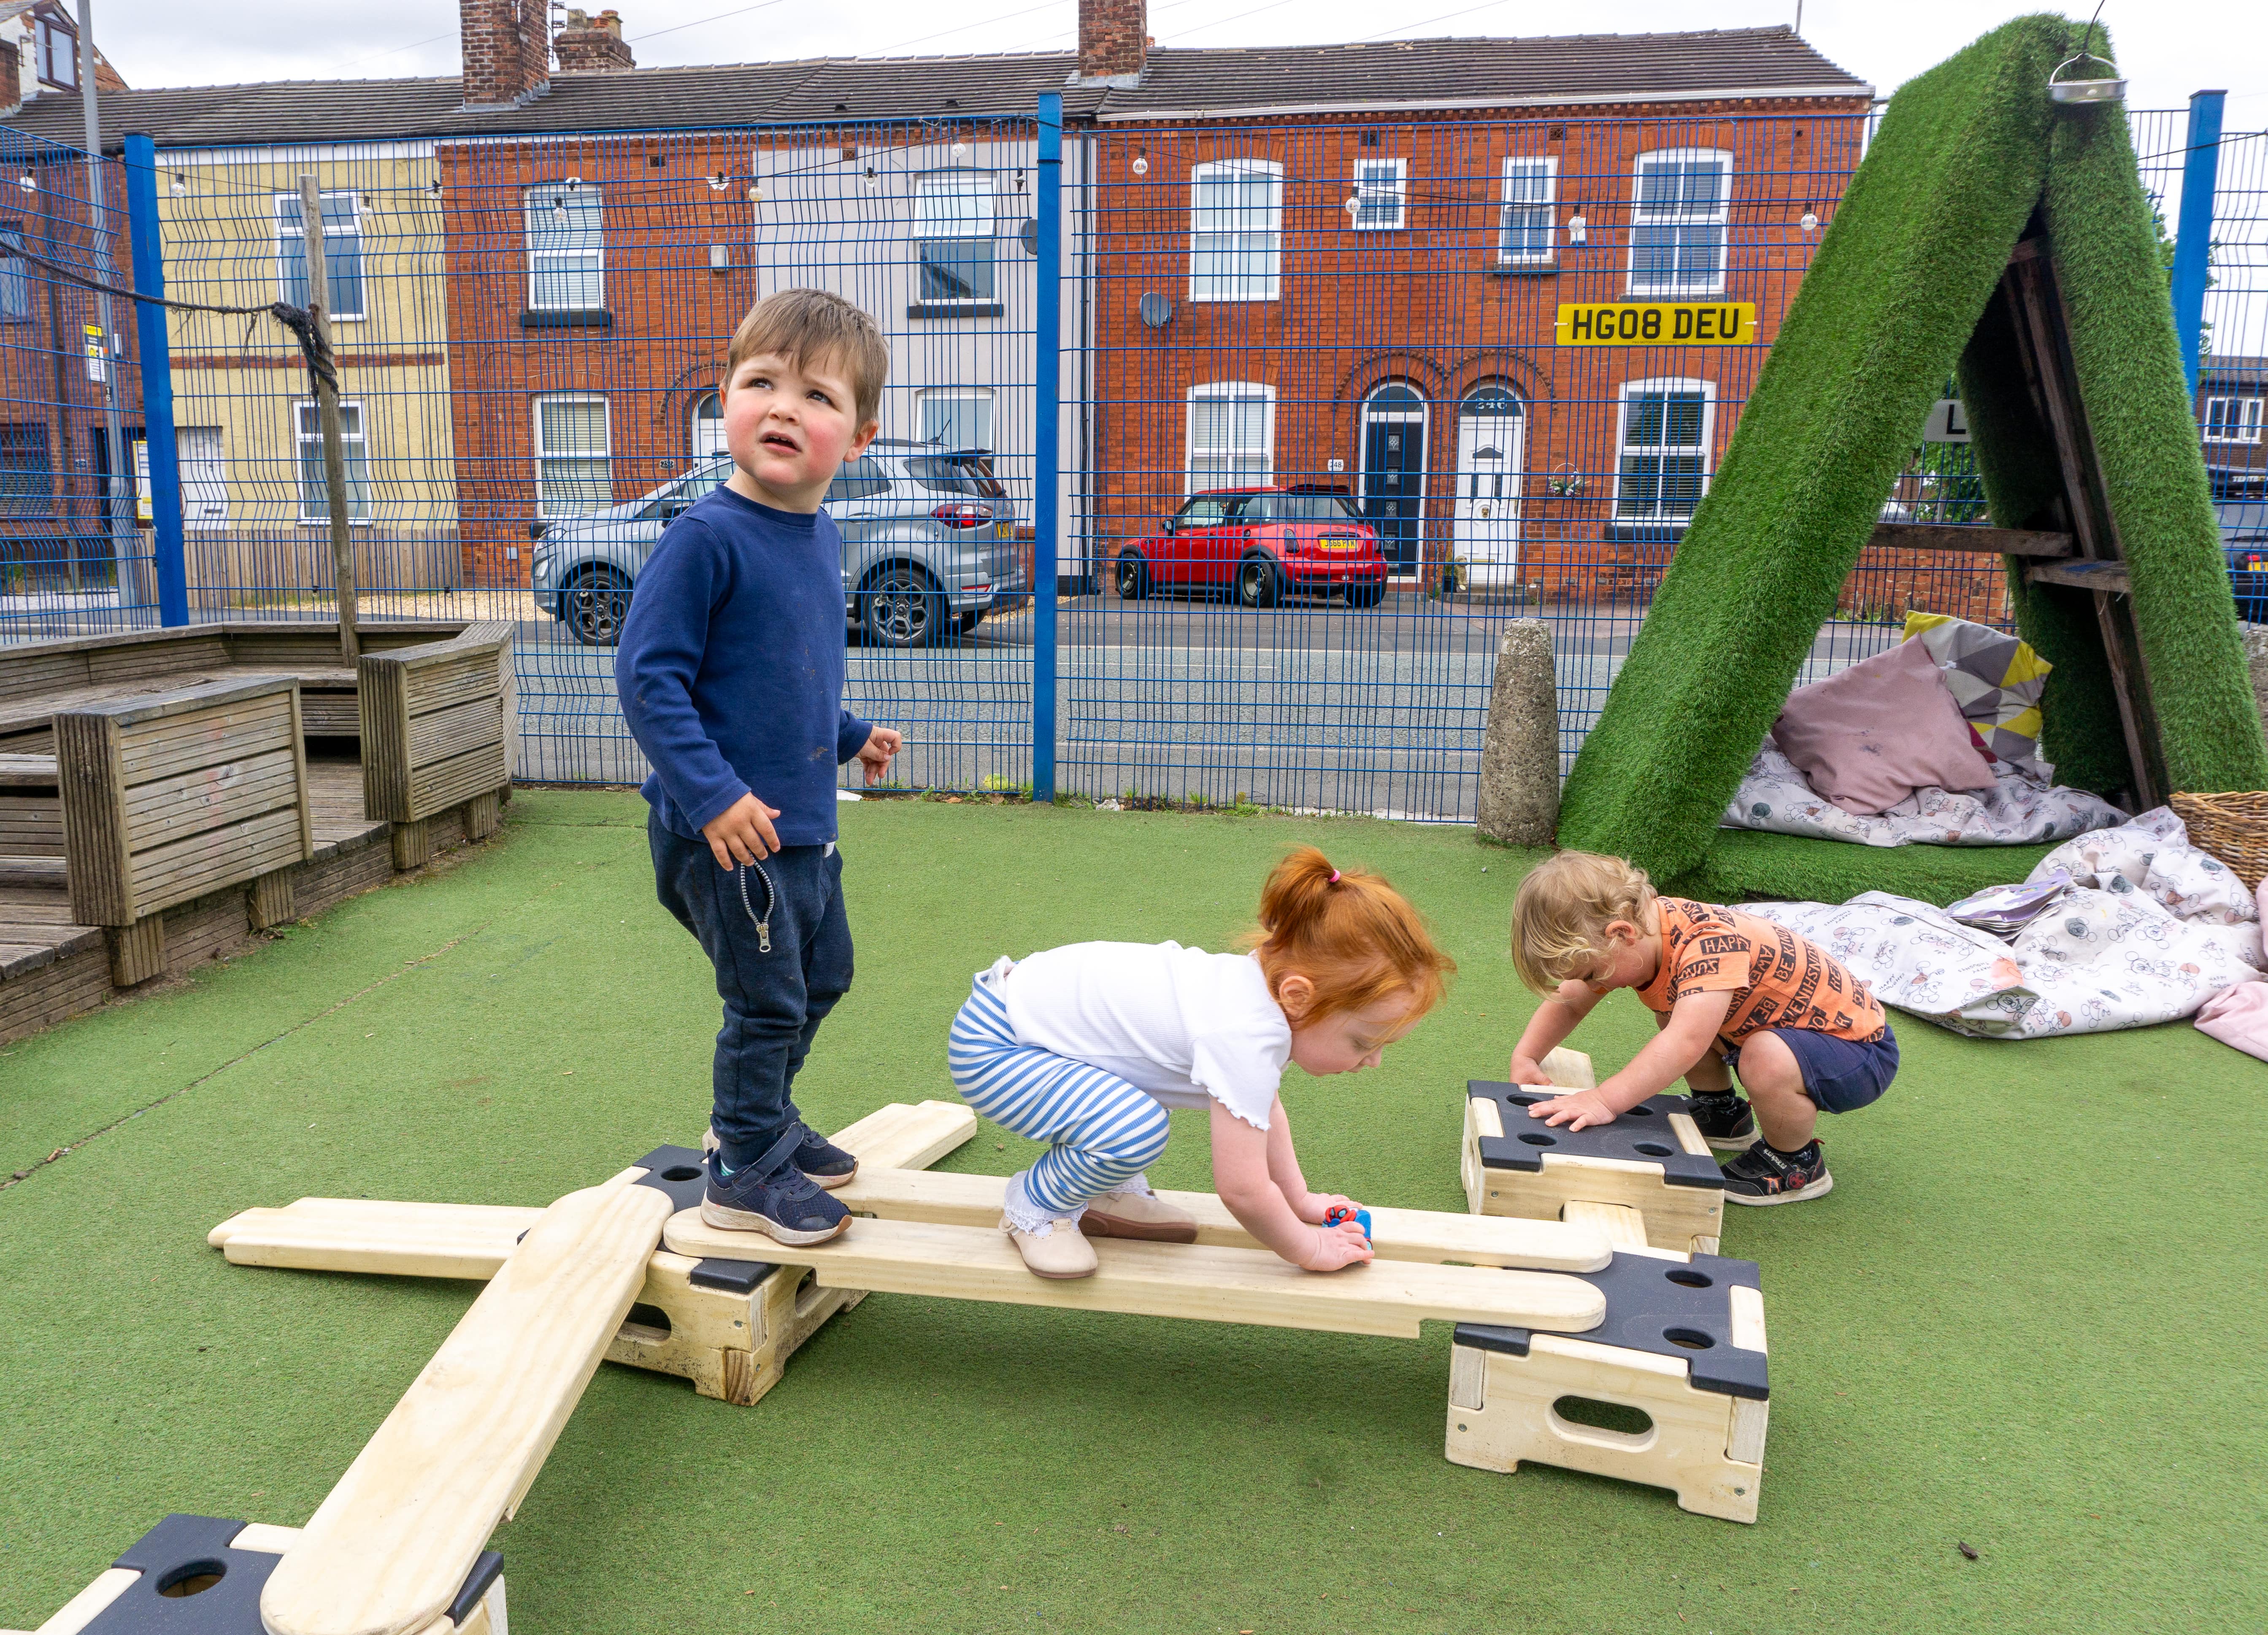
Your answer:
[0,796,64,854]
[359,652,413,822]
[249,867,297,930]
[295,692,363,737]
[403,648,508,718]
[405,742,511,823]
[1867,522,2074,558]
[0,754,59,788]
[53,712,129,925]
[258,1175,675,1635]
[2025,559,2132,595]
[1538,1046,1595,1089]
[1560,1200,1651,1249]
[109,915,165,986]
[406,696,505,771]
[119,746,301,845]
[116,693,296,785]
[126,806,308,919]
[662,1211,1608,1340]
[84,636,230,684]
[0,649,92,705]
[0,857,65,888]
[830,1167,1612,1272]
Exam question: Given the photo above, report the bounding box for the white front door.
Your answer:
[1452,414,1523,584]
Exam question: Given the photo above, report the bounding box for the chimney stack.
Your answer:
[1076,0,1146,85]
[555,8,635,74]
[461,0,549,108]
[0,39,20,118]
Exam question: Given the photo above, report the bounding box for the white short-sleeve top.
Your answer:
[998,941,1290,1129]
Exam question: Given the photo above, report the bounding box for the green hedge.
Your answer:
[1556,13,2267,902]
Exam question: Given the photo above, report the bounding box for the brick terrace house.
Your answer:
[2199,355,2266,503]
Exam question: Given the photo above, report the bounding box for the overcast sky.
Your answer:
[78,0,2268,115]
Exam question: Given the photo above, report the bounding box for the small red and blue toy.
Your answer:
[1322,1204,1373,1240]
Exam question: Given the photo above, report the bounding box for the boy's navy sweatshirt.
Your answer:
[615,486,872,847]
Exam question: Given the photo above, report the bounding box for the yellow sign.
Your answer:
[1555,302,1757,346]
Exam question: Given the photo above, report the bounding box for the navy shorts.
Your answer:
[1724,1023,1898,1115]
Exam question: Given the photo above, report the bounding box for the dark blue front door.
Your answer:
[1362,413,1425,573]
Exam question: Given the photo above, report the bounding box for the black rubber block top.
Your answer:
[1452,1250,1768,1399]
[689,1256,781,1293]
[630,1143,711,1213]
[86,1515,279,1633]
[1467,1080,1725,1190]
[446,1551,505,1626]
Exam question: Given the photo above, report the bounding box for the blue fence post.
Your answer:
[122,132,187,626]
[2170,88,2225,400]
[1032,92,1062,804]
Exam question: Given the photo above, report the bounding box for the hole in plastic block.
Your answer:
[661,1165,703,1182]
[1517,1132,1555,1147]
[157,1562,227,1597]
[1551,1396,1654,1437]
[618,1302,673,1344]
[1504,1092,1540,1107]
[1633,1141,1674,1156]
[1624,1104,1655,1116]
[1665,1267,1713,1288]
[1664,1326,1716,1351]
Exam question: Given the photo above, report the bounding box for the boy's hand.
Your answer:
[1527,1088,1617,1132]
[856,726,903,786]
[1297,1221,1376,1272]
[1508,1053,1554,1085]
[702,792,783,868]
[1296,1191,1361,1226]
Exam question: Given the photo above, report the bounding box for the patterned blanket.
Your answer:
[1719,743,2125,849]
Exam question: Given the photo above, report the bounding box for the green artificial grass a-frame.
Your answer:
[1556,14,2268,905]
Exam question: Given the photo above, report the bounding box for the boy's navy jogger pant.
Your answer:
[649,811,853,1173]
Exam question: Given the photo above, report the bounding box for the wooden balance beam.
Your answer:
[208,1102,977,1407]
[662,1206,1610,1339]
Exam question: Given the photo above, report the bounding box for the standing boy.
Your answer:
[1503,850,1898,1204]
[617,289,901,1245]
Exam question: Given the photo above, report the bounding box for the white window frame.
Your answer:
[1184,382,1276,494]
[273,191,365,322]
[690,390,726,460]
[177,425,230,530]
[912,168,999,307]
[1188,160,1283,304]
[1497,155,1558,267]
[916,387,995,452]
[1626,148,1733,298]
[1350,157,1407,232]
[294,400,373,525]
[1612,377,1716,522]
[2202,395,2265,444]
[524,181,606,311]
[533,393,613,520]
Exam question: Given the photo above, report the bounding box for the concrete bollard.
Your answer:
[1476,620,1560,847]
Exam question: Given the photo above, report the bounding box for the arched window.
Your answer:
[1461,382,1525,419]
[691,391,725,460]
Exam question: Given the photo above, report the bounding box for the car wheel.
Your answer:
[1350,580,1385,609]
[1236,552,1284,609]
[1115,550,1151,600]
[862,564,945,647]
[563,566,631,646]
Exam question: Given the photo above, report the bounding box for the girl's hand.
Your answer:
[1527,1088,1617,1132]
[1298,1222,1376,1272]
[1508,1054,1554,1085]
[1296,1191,1360,1226]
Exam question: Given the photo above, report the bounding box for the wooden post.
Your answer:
[297,173,360,665]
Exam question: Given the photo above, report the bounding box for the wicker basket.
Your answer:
[2170,790,2268,891]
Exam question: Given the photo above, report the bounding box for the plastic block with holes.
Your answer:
[6,1515,506,1635]
[1444,1245,1770,1522]
[205,1102,976,1408]
[1462,1077,1726,1255]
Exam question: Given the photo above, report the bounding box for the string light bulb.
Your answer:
[1565,211,1588,245]
[1131,152,1148,176]
[747,182,764,203]
[1799,209,1820,234]
[864,165,879,192]
[169,173,187,196]
[949,141,968,162]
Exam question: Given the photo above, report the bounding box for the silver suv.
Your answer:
[529,439,1030,646]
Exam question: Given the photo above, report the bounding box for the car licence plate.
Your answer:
[1316,534,1360,553]
[995,521,1015,540]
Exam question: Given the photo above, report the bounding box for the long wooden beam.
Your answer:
[260,1172,674,1635]
[2025,558,2132,595]
[662,1210,1608,1339]
[829,1167,1611,1272]
[1867,522,2074,557]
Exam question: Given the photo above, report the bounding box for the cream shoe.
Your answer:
[1004,1214,1099,1280]
[1079,1188,1199,1243]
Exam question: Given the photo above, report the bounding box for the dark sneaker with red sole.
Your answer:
[1721,1138,1833,1205]
[1685,1091,1757,1151]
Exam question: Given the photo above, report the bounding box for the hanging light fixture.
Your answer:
[2048,49,2125,103]
[1799,207,1820,234]
[1565,210,1587,246]
[1131,152,1149,176]
[169,173,187,196]
[863,165,879,192]
[949,141,968,163]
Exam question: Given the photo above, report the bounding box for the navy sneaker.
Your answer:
[701,1129,851,1245]
[703,1121,859,1190]
[1686,1090,1757,1151]
[1721,1138,1833,1205]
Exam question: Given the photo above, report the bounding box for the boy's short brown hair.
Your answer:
[1510,850,1656,996]
[724,288,889,428]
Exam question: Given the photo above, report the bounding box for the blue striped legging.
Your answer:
[948,969,1172,1230]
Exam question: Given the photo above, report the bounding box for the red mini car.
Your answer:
[1115,486,1390,607]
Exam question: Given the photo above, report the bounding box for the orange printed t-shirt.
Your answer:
[1635,898,1887,1045]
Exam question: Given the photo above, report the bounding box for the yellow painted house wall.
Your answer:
[154,144,460,601]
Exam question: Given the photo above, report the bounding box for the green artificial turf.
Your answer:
[1560,13,2268,903]
[1689,830,2064,910]
[4,792,2265,1634]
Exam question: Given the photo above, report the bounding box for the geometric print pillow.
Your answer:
[1901,611,2054,777]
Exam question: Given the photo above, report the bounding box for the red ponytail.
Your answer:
[1246,846,1455,1023]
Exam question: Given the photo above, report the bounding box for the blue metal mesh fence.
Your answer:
[5,101,2254,820]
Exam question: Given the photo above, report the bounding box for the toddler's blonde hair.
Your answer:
[724,288,889,428]
[1509,850,1655,996]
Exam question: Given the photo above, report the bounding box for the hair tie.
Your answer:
[1329,870,1341,884]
